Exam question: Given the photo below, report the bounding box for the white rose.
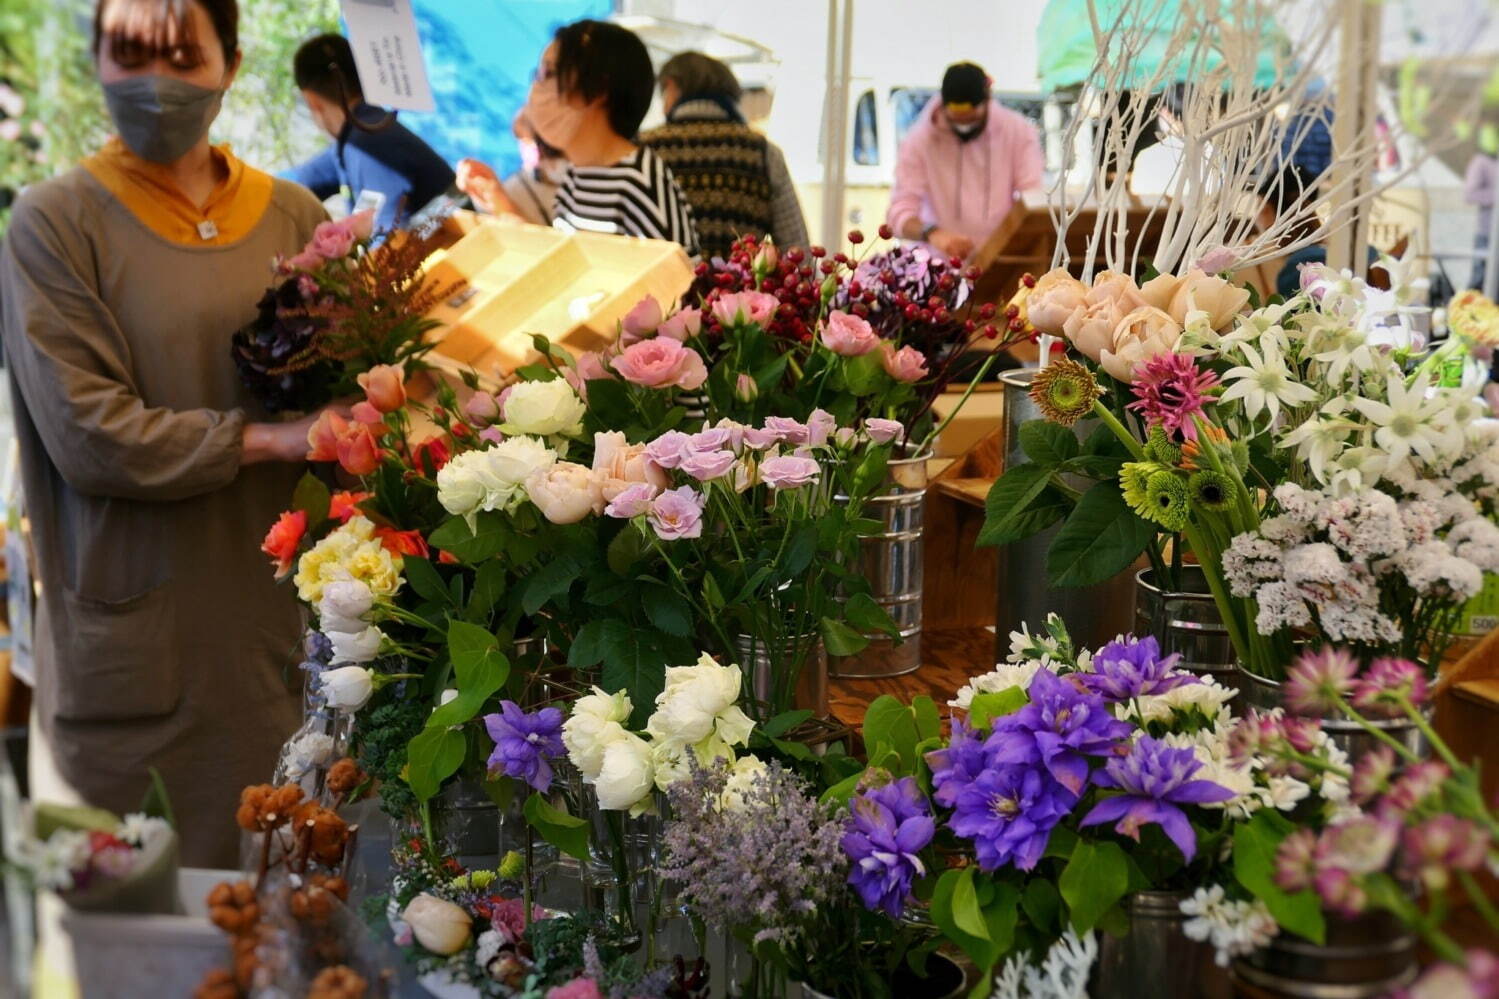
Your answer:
[402,893,472,955]
[594,731,656,811]
[500,379,587,437]
[283,731,336,780]
[719,754,768,812]
[327,626,384,664]
[564,686,634,780]
[436,450,491,519]
[482,436,558,511]
[647,656,748,746]
[651,732,733,792]
[319,665,374,711]
[318,579,374,632]
[525,461,600,524]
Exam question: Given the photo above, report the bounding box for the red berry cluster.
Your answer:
[690,232,866,344]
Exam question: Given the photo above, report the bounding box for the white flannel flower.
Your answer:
[1219,341,1318,424]
[1352,371,1455,467]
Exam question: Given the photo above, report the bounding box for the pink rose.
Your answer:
[763,417,810,445]
[604,482,658,518]
[343,208,376,243]
[479,426,505,445]
[864,418,904,445]
[712,418,748,452]
[658,308,703,342]
[358,364,406,413]
[284,248,324,273]
[464,391,502,427]
[712,291,778,328]
[621,296,663,342]
[687,427,735,452]
[1061,299,1123,361]
[643,430,692,470]
[576,351,615,383]
[807,408,837,447]
[546,979,603,999]
[611,338,708,391]
[1026,268,1089,335]
[880,343,929,383]
[679,449,737,482]
[760,455,821,490]
[821,310,880,356]
[351,401,384,425]
[592,431,669,502]
[742,427,779,450]
[647,486,704,540]
[309,218,358,261]
[1193,246,1241,275]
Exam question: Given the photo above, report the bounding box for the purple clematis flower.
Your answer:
[483,700,565,792]
[1080,736,1234,861]
[843,777,936,917]
[948,764,1077,871]
[1083,634,1195,701]
[990,669,1132,795]
[926,717,988,809]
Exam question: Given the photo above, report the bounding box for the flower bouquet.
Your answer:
[984,260,1499,680]
[232,209,454,413]
[19,803,178,915]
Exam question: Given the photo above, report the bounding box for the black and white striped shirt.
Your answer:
[552,146,700,256]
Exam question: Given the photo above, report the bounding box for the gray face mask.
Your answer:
[103,75,223,164]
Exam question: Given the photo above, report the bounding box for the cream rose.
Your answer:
[1062,298,1124,361]
[524,460,599,524]
[719,754,769,812]
[499,379,586,438]
[593,732,656,812]
[650,732,733,792]
[1138,272,1185,312]
[1086,270,1148,313]
[1026,268,1089,335]
[591,431,669,503]
[403,894,472,955]
[645,654,753,747]
[327,626,384,665]
[1166,269,1250,330]
[563,686,633,780]
[1100,306,1183,382]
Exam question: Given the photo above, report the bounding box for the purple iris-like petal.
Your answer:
[1084,635,1195,702]
[843,777,935,917]
[1079,736,1235,862]
[948,765,1076,872]
[988,670,1131,795]
[927,717,988,808]
[483,701,566,793]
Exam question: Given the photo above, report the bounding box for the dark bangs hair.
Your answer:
[93,0,239,68]
[552,19,654,139]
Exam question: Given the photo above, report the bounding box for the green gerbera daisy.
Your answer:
[1188,469,1234,513]
[1029,358,1102,427]
[1120,461,1159,521]
[1229,439,1251,475]
[1145,469,1192,531]
[1144,425,1183,466]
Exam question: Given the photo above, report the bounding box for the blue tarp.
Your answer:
[387,0,609,177]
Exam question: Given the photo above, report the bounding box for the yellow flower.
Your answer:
[293,517,403,604]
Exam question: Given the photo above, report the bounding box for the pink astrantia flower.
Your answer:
[1126,352,1219,442]
[1283,646,1360,716]
[1399,816,1491,892]
[611,338,708,391]
[1380,761,1451,818]
[821,310,880,356]
[1397,949,1499,999]
[760,456,821,490]
[1350,745,1398,804]
[679,449,737,482]
[880,342,929,382]
[605,482,658,518]
[1350,657,1429,718]
[864,418,905,445]
[712,291,778,328]
[658,308,703,342]
[647,486,704,539]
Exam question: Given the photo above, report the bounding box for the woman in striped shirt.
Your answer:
[523,20,699,256]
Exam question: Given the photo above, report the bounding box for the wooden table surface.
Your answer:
[829,627,997,729]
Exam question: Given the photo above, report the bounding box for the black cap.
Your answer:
[941,62,989,107]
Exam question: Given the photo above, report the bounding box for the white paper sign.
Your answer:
[339,0,435,112]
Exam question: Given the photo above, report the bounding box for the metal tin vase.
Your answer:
[1133,566,1237,681]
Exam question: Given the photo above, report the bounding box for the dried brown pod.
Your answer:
[326,758,366,796]
[235,784,304,832]
[291,802,352,868]
[308,965,368,999]
[206,880,260,936]
[192,968,239,999]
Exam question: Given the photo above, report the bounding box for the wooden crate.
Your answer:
[418,214,695,383]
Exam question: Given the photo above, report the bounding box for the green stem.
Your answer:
[1331,694,1423,765]
[1090,400,1146,459]
[916,351,999,455]
[1459,870,1499,938]
[1395,692,1462,770]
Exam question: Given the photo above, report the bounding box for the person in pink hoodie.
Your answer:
[886,62,1045,262]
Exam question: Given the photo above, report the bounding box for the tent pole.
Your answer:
[1327,0,1382,273]
[820,0,854,249]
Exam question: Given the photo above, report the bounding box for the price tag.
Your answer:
[338,0,435,112]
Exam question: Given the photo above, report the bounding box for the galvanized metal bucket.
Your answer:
[1090,890,1231,999]
[737,632,829,717]
[1237,667,1426,761]
[829,447,928,679]
[1133,566,1237,681]
[994,369,1137,655]
[1232,910,1417,997]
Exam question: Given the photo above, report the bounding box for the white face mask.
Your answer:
[950,117,985,139]
[525,75,585,151]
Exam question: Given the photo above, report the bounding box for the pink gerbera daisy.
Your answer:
[1127,353,1220,441]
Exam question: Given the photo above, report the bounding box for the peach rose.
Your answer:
[610,338,708,391]
[1086,270,1148,314]
[307,410,348,462]
[880,342,929,382]
[1061,299,1123,361]
[357,364,406,413]
[1166,269,1250,330]
[821,310,880,356]
[1026,268,1089,335]
[591,431,669,504]
[335,422,384,476]
[1138,273,1185,312]
[1099,306,1183,382]
[525,461,600,525]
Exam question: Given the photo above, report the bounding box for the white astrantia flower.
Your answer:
[1127,674,1237,727]
[1161,726,1258,818]
[1219,341,1319,424]
[1180,885,1278,967]
[1260,775,1312,812]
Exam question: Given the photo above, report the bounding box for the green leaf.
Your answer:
[291,472,331,526]
[951,867,990,941]
[597,621,668,729]
[819,768,865,807]
[781,526,819,579]
[467,560,508,621]
[1061,454,1127,479]
[862,695,918,773]
[1046,482,1156,588]
[641,585,693,637]
[821,616,869,657]
[1234,811,1326,944]
[1019,420,1080,466]
[844,592,899,637]
[403,555,451,608]
[852,447,892,497]
[523,793,590,862]
[770,736,815,761]
[606,525,649,576]
[967,688,1029,729]
[1022,879,1061,934]
[977,464,1062,547]
[1059,839,1131,934]
[405,727,467,802]
[568,620,609,667]
[912,696,941,742]
[762,709,814,739]
[428,511,507,564]
[931,869,998,970]
[426,621,510,728]
[843,351,886,396]
[520,554,582,615]
[138,767,175,829]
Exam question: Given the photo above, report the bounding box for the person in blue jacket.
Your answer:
[283,33,454,234]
